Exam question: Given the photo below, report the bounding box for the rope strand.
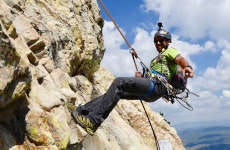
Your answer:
[97,0,132,49]
[140,100,161,150]
[97,0,139,71]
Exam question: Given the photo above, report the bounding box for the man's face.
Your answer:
[154,37,169,52]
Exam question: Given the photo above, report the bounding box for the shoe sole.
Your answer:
[71,110,95,135]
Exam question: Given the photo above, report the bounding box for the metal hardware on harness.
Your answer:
[137,56,196,111]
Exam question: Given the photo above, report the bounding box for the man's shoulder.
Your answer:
[167,47,178,51]
[164,47,180,59]
[163,47,179,54]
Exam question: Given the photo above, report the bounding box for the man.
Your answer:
[71,23,194,135]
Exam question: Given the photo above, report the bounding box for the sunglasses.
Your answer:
[154,38,165,44]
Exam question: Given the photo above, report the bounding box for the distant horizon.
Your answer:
[178,125,230,150]
[174,120,230,131]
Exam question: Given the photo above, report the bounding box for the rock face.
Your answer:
[0,0,185,150]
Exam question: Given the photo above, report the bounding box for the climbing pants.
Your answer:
[76,77,167,126]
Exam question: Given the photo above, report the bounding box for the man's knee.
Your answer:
[112,77,125,87]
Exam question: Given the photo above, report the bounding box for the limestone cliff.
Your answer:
[0,0,185,149]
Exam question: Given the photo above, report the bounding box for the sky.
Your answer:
[98,0,230,130]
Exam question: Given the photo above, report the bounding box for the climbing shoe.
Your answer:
[66,101,77,112]
[71,109,97,135]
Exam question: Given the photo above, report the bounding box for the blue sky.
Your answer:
[99,0,230,129]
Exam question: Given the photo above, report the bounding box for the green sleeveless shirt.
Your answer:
[150,47,180,79]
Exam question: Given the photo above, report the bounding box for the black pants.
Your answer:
[76,77,167,126]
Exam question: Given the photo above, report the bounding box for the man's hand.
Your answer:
[183,66,194,78]
[175,55,194,78]
[135,71,142,78]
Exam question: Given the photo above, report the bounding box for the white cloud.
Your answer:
[151,89,230,127]
[102,21,125,50]
[223,90,230,98]
[204,41,216,52]
[192,41,230,91]
[132,28,157,67]
[101,21,136,77]
[217,46,230,69]
[142,0,230,41]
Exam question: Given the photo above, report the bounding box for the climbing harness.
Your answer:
[97,0,199,149]
[138,56,199,111]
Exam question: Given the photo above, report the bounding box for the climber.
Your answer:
[71,23,194,135]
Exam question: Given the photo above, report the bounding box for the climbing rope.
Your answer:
[140,100,160,149]
[97,0,160,149]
